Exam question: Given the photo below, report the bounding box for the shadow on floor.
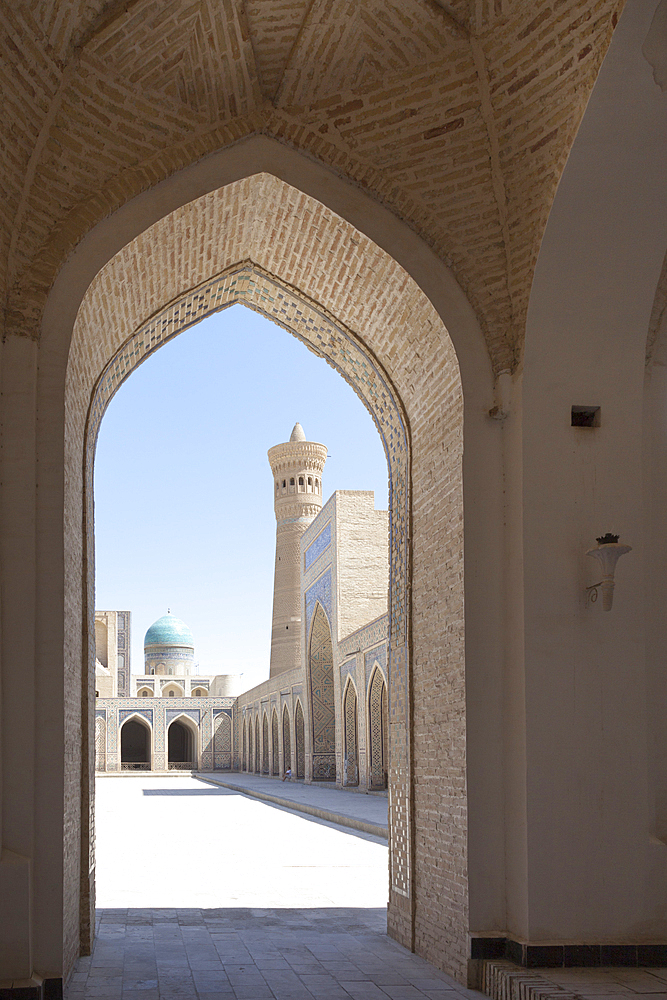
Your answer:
[66,907,475,1000]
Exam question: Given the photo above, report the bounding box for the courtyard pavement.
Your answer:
[194,772,388,838]
[66,774,485,1000]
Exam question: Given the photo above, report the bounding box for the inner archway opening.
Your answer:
[120,719,150,771]
[167,720,195,769]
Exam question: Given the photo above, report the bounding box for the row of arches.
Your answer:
[275,476,321,495]
[240,668,387,787]
[95,712,233,771]
[242,703,306,778]
[136,685,208,698]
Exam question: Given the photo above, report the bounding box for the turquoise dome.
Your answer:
[144,614,194,649]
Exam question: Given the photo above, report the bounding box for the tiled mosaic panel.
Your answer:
[254,717,260,774]
[282,706,291,773]
[309,604,336,781]
[271,711,280,775]
[344,683,359,786]
[295,701,305,778]
[86,262,411,897]
[213,712,232,770]
[304,521,331,570]
[369,669,388,790]
[305,569,332,633]
[262,714,269,774]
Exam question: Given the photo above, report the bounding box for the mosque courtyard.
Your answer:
[66,775,476,1000]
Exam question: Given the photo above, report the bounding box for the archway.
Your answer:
[368,669,388,791]
[167,718,196,770]
[295,701,306,780]
[242,718,247,772]
[282,706,292,778]
[254,717,260,774]
[120,718,151,771]
[308,603,336,781]
[248,716,253,772]
[271,710,279,776]
[55,164,475,978]
[343,681,359,788]
[262,713,270,775]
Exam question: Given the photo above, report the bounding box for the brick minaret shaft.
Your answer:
[268,423,328,677]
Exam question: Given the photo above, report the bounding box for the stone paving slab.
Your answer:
[66,775,477,1000]
[67,908,486,1000]
[192,773,388,839]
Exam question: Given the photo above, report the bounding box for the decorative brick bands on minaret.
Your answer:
[267,423,328,678]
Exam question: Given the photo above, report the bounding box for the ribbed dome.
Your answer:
[144,613,194,648]
[290,422,306,442]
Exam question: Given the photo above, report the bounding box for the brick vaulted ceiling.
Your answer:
[1,0,624,372]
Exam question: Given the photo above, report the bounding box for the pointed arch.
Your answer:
[282,704,292,777]
[242,717,247,772]
[213,713,232,771]
[167,714,198,770]
[343,679,359,787]
[120,715,151,771]
[295,700,305,780]
[254,716,260,774]
[271,709,279,776]
[262,713,270,774]
[368,667,388,791]
[51,158,475,973]
[248,715,254,772]
[308,602,336,781]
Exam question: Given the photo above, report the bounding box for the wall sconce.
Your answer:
[586,533,632,611]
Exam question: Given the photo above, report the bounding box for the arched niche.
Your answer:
[119,716,151,770]
[167,716,197,769]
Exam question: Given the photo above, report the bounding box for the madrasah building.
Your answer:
[94,423,390,790]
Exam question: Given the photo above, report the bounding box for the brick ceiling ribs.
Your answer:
[1,0,624,372]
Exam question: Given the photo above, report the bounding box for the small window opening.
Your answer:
[95,690,99,697]
[308,477,312,486]
[299,476,304,486]
[282,479,286,488]
[290,477,295,486]
[571,405,600,427]
[169,690,175,697]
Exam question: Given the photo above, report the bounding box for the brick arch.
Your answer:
[61,171,468,977]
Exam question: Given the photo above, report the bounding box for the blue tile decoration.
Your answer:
[365,643,388,685]
[119,708,152,725]
[305,569,332,633]
[305,522,331,570]
[166,708,200,726]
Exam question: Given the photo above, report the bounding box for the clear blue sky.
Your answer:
[94,305,389,689]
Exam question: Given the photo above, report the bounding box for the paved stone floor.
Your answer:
[66,775,484,1000]
[529,967,667,1000]
[196,772,388,837]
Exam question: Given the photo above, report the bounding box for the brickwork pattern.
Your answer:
[1,0,622,377]
[64,177,463,973]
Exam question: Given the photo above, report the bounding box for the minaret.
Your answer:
[268,423,328,677]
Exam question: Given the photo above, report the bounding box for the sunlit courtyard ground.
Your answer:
[95,774,388,910]
[67,775,482,1000]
